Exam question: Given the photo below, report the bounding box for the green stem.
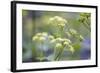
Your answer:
[54,49,61,61]
[56,48,64,61]
[39,43,44,61]
[54,47,64,61]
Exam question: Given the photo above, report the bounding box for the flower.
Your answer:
[36,33,42,36]
[69,29,84,41]
[42,32,48,37]
[63,41,69,46]
[50,37,72,47]
[32,32,47,42]
[56,37,63,42]
[55,43,62,49]
[48,35,54,40]
[54,16,67,23]
[32,36,38,41]
[39,37,45,41]
[63,38,71,43]
[69,29,77,35]
[58,24,65,27]
[48,16,67,27]
[49,18,54,21]
[50,39,56,43]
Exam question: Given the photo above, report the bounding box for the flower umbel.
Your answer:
[48,16,67,28]
[55,43,63,49]
[32,32,48,42]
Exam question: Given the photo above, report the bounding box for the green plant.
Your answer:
[78,13,91,31]
[32,16,84,61]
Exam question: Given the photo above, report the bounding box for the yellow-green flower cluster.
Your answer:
[55,43,62,49]
[32,32,48,42]
[48,35,54,40]
[66,29,84,41]
[50,37,71,44]
[78,13,91,30]
[79,13,91,22]
[49,16,67,28]
[32,32,74,53]
[69,29,77,35]
[32,32,55,43]
[50,37,74,53]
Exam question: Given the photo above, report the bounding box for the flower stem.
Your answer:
[57,48,64,61]
[54,47,64,61]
